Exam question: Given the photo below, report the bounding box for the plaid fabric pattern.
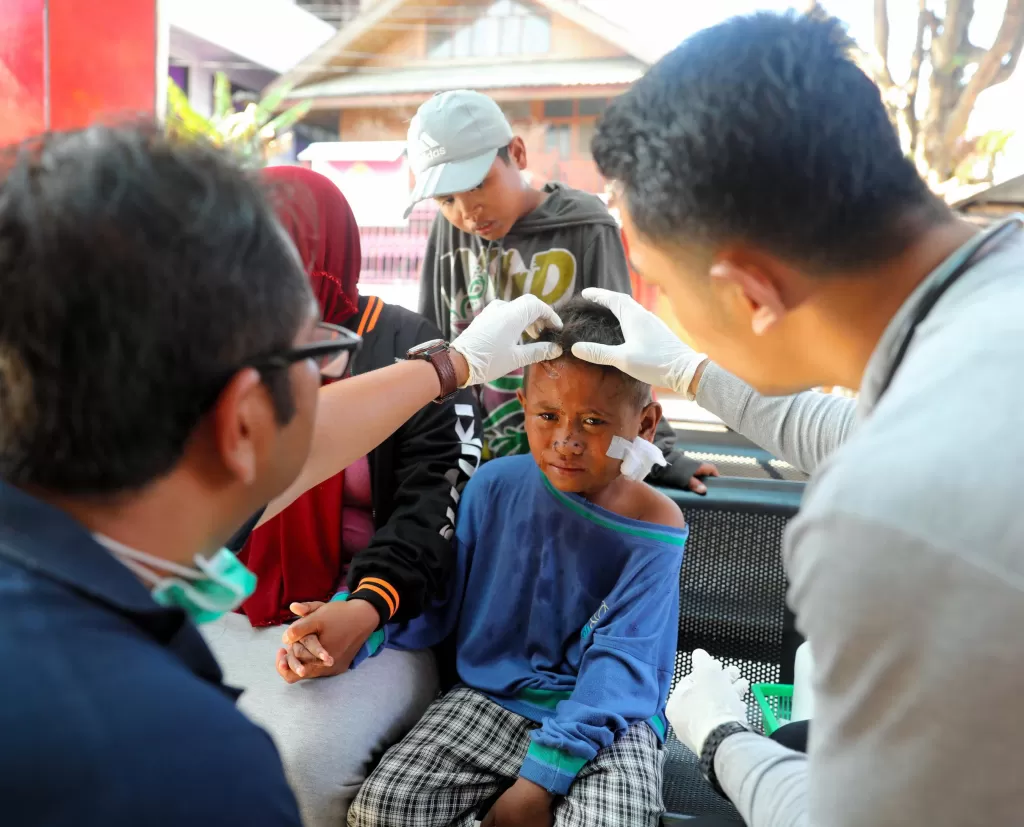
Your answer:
[348,686,664,827]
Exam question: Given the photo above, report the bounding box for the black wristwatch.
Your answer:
[699,721,751,797]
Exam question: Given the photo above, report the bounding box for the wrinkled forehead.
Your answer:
[525,356,631,404]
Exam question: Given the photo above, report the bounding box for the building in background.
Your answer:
[166,0,337,134]
[271,0,655,194]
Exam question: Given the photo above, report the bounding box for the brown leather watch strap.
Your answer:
[428,349,458,403]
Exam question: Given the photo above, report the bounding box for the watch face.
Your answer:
[409,338,446,357]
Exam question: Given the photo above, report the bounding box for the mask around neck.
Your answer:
[96,534,257,625]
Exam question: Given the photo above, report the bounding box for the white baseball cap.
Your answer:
[405,90,514,218]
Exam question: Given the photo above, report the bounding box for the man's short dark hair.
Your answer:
[528,296,652,408]
[497,144,511,164]
[592,11,948,273]
[0,126,312,495]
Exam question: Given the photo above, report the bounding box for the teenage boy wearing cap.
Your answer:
[408,90,716,490]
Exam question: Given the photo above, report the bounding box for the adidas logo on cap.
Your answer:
[416,132,446,162]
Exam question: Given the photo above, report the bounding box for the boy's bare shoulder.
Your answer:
[626,480,687,530]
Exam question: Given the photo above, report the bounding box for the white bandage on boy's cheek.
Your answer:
[606,435,667,482]
[606,435,632,460]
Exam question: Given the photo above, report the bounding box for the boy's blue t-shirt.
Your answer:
[348,455,688,794]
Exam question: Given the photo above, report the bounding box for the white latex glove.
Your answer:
[570,287,708,398]
[667,649,751,756]
[450,295,563,387]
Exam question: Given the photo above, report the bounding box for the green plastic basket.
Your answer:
[752,683,793,735]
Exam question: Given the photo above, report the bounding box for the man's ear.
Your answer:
[516,386,527,407]
[709,256,789,336]
[209,367,277,487]
[639,401,662,441]
[508,137,528,171]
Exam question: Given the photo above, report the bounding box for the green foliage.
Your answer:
[954,128,1015,185]
[165,72,310,167]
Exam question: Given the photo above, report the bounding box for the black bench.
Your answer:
[657,476,805,822]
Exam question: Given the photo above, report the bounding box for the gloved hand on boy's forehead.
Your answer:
[450,295,563,387]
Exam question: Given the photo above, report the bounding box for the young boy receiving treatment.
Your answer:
[331,297,688,827]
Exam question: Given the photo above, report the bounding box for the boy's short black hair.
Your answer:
[592,11,948,274]
[527,297,652,408]
[496,144,511,164]
[0,125,312,495]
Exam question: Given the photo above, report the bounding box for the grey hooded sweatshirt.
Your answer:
[418,182,634,460]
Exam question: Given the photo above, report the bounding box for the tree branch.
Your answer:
[931,0,975,72]
[994,26,1024,84]
[874,0,895,86]
[943,0,1024,148]
[959,43,990,64]
[905,0,930,155]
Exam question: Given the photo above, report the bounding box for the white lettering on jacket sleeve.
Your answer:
[440,404,482,541]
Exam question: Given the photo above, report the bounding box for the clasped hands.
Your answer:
[275,598,379,683]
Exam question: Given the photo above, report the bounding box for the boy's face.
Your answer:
[518,358,661,495]
[435,138,530,242]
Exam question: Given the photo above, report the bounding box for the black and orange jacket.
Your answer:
[340,296,481,626]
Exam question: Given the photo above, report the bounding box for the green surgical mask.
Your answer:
[98,535,257,625]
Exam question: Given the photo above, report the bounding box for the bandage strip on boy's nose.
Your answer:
[607,436,667,482]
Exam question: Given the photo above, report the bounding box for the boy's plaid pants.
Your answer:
[348,685,664,827]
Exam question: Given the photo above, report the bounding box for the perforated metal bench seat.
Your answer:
[661,737,745,823]
[655,477,805,820]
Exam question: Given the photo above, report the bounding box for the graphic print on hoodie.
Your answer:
[418,182,632,458]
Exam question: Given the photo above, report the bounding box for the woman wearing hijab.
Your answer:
[201,167,481,827]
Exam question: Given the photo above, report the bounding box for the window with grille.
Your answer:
[545,124,572,158]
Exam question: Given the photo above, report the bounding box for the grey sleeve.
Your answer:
[694,363,856,474]
[581,225,632,296]
[715,733,809,827]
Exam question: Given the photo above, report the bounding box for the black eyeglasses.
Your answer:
[250,322,362,380]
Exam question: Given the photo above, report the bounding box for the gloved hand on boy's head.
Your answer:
[572,287,709,398]
[451,295,563,387]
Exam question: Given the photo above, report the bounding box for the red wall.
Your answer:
[0,0,158,146]
[0,0,47,145]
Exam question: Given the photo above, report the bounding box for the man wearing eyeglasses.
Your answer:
[0,126,560,827]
